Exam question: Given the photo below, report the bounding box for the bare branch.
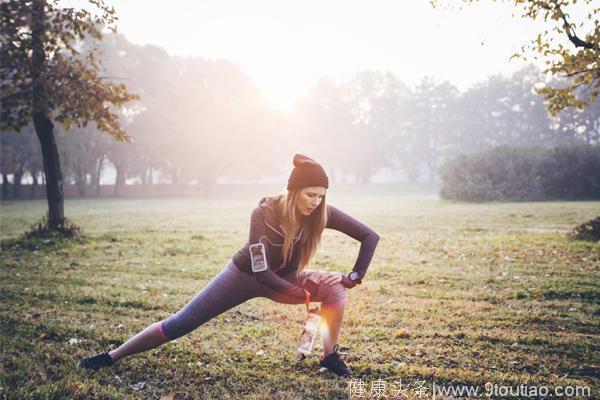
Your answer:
[559,7,598,50]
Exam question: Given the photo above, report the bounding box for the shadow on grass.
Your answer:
[0,315,106,345]
[538,289,600,304]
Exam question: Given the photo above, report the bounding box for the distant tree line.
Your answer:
[292,69,598,184]
[1,34,598,199]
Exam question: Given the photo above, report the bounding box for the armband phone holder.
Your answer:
[249,243,268,273]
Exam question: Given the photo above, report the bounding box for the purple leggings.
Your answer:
[158,260,346,340]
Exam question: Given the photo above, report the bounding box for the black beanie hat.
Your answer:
[287,154,329,190]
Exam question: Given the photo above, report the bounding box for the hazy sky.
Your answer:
[103,0,552,111]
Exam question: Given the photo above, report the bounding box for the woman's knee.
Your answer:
[160,314,191,340]
[321,282,346,307]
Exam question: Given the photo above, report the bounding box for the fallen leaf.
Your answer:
[129,381,146,391]
[395,329,409,338]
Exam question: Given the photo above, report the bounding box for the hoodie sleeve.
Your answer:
[248,206,308,300]
[326,205,380,281]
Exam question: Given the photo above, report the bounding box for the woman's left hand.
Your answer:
[319,271,343,286]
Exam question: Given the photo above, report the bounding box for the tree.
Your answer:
[457,67,558,149]
[431,0,599,115]
[0,0,137,229]
[553,82,600,144]
[165,56,278,192]
[0,127,42,199]
[296,77,357,182]
[408,77,459,182]
[57,125,111,196]
[345,71,414,182]
[99,35,172,190]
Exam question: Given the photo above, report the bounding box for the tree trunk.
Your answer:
[77,164,86,197]
[13,165,24,199]
[428,161,436,183]
[171,171,180,185]
[95,157,104,197]
[406,166,419,183]
[78,173,86,197]
[1,173,9,199]
[31,173,38,198]
[426,150,435,183]
[34,115,65,227]
[429,133,438,183]
[32,0,64,229]
[114,165,125,195]
[342,171,348,184]
[357,171,369,183]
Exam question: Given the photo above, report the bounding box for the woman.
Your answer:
[78,154,380,377]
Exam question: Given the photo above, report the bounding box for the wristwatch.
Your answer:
[348,271,362,285]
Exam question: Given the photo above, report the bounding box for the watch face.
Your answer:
[349,272,358,281]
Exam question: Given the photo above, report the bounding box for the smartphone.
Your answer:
[249,243,268,272]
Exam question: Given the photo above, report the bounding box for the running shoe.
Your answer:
[77,352,114,370]
[319,344,352,377]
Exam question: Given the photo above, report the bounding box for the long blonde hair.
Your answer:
[276,188,328,270]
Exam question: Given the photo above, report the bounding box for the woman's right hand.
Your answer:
[341,275,358,289]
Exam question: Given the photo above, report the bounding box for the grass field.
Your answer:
[1,188,599,399]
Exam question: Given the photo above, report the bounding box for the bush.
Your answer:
[570,217,600,242]
[540,146,600,200]
[440,145,600,201]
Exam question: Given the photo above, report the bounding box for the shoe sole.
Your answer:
[319,366,352,378]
